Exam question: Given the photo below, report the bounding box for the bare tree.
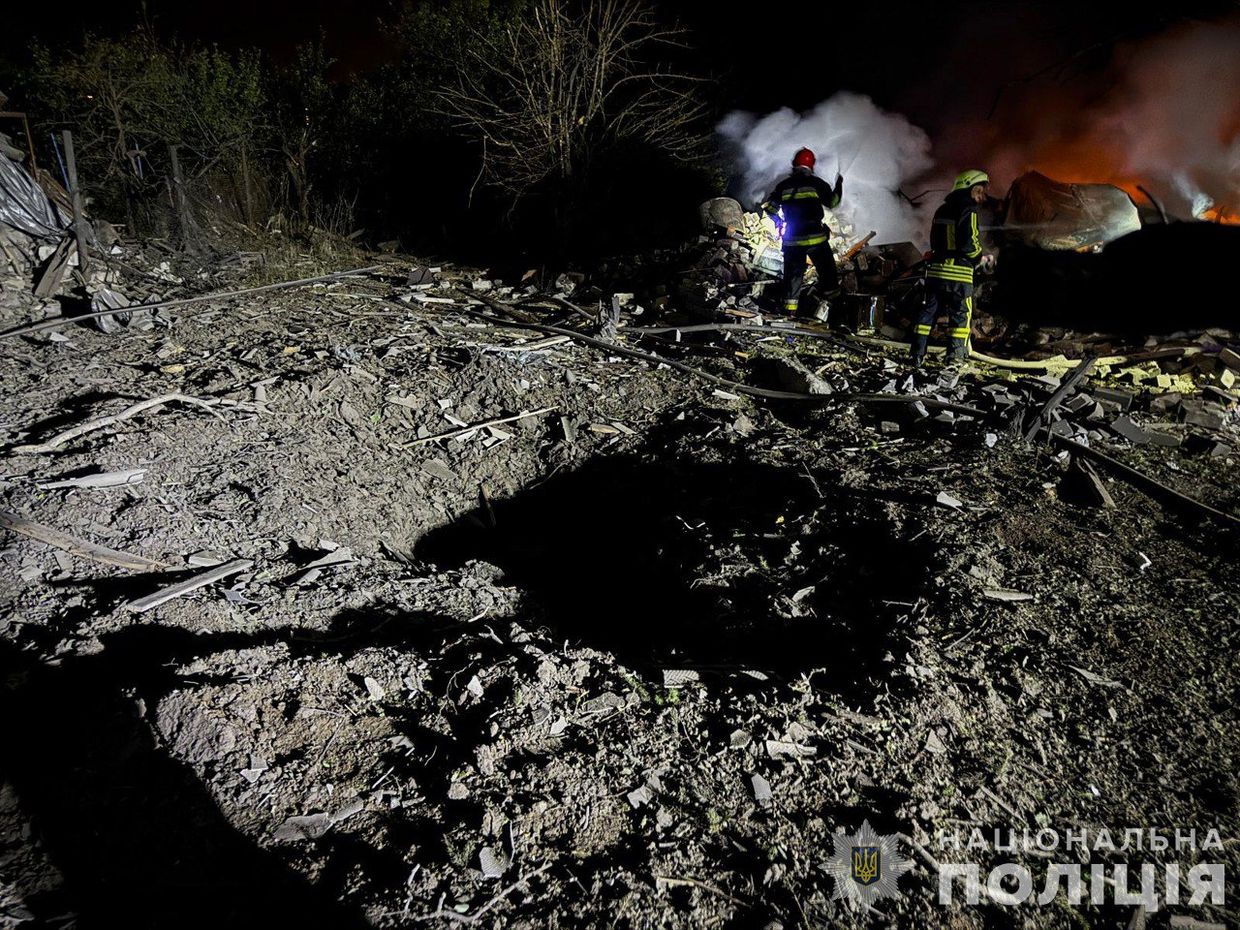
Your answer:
[436,0,707,201]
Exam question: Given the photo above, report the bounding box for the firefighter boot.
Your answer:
[910,324,931,365]
[909,344,927,366]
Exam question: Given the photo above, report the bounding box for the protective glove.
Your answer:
[979,253,996,272]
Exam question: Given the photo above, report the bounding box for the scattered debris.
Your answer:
[981,588,1034,603]
[750,773,773,807]
[13,394,240,454]
[935,491,963,510]
[125,559,253,613]
[273,798,365,843]
[0,510,166,571]
[36,468,147,490]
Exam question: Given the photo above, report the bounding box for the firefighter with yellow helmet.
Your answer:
[910,169,992,364]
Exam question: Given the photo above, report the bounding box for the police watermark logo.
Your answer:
[825,820,912,908]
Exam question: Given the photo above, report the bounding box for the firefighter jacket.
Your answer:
[762,167,843,248]
[926,189,982,285]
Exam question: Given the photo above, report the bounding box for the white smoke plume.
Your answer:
[718,92,935,245]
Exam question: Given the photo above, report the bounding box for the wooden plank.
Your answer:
[1025,354,1096,441]
[125,559,253,613]
[33,236,73,299]
[0,510,166,571]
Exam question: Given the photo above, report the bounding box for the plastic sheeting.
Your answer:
[1004,171,1140,251]
[0,154,67,239]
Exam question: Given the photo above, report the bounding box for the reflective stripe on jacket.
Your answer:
[927,189,981,285]
[761,167,842,248]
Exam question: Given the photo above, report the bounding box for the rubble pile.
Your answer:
[1,244,1238,928]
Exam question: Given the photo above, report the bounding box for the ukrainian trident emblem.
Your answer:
[852,845,880,885]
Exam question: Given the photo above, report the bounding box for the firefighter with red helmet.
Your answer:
[761,147,844,317]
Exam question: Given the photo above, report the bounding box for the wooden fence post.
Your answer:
[61,130,89,275]
[167,143,193,246]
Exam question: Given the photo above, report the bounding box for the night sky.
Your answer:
[7,0,1237,125]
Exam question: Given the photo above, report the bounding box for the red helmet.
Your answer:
[792,147,816,169]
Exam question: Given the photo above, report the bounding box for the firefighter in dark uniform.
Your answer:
[761,147,844,317]
[911,169,992,364]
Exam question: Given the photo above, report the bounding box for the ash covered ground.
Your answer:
[1,249,1238,930]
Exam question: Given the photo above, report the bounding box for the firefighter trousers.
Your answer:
[781,242,839,316]
[911,279,973,361]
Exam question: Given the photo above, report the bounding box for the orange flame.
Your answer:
[1199,204,1240,225]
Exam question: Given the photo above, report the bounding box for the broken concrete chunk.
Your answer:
[729,729,753,749]
[731,413,756,436]
[479,845,510,879]
[1149,393,1183,416]
[765,739,815,759]
[763,356,832,395]
[1186,435,1232,457]
[300,547,355,572]
[935,491,963,510]
[580,692,626,715]
[274,813,331,842]
[1063,393,1094,414]
[1109,415,1151,444]
[1202,385,1237,408]
[1092,387,1133,411]
[751,773,773,806]
[1180,405,1224,431]
[1145,430,1182,448]
[982,588,1033,603]
[924,730,947,755]
[363,676,385,701]
[627,785,653,809]
[1071,460,1116,508]
[421,459,457,482]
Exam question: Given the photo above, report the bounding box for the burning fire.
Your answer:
[1018,140,1148,201]
[1019,138,1239,225]
[1198,203,1240,225]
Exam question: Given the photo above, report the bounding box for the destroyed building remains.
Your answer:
[2,7,1240,929]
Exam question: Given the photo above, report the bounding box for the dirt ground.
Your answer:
[0,253,1237,930]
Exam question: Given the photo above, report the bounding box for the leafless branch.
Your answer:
[434,0,707,201]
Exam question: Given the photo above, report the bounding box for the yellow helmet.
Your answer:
[953,169,990,191]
